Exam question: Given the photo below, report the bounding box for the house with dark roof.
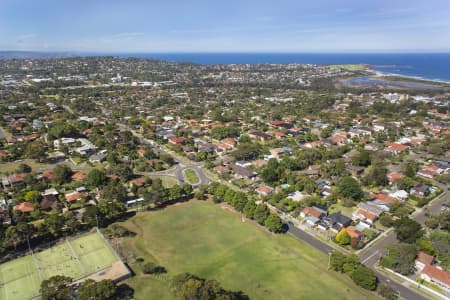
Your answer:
[411,183,430,197]
[231,165,257,180]
[40,194,57,210]
[324,212,352,232]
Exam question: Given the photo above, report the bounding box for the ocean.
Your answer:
[107,52,450,83]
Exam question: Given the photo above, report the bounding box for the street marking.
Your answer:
[362,250,379,264]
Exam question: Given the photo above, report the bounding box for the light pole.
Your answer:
[328,251,332,270]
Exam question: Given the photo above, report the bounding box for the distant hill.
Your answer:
[0,51,74,59]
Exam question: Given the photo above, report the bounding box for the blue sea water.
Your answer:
[105,52,450,82]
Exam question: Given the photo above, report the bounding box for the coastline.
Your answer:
[365,66,450,85]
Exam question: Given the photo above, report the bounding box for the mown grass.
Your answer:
[183,169,199,184]
[120,201,379,300]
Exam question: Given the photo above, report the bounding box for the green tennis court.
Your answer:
[0,231,119,300]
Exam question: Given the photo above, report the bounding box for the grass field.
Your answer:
[120,201,379,300]
[183,169,199,184]
[0,231,119,300]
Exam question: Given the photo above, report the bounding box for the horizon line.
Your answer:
[2,50,450,55]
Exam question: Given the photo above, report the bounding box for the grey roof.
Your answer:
[357,202,383,216]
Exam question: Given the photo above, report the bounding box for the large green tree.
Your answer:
[338,176,364,202]
[77,279,116,300]
[40,275,73,300]
[264,214,283,233]
[393,218,423,244]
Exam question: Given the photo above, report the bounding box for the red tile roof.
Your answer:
[355,208,377,221]
[71,172,87,181]
[13,202,34,213]
[302,207,324,218]
[346,226,364,240]
[417,251,434,266]
[371,193,399,204]
[422,265,450,286]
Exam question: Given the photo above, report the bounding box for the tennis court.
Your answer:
[0,231,120,300]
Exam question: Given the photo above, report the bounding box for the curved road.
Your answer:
[121,122,447,299]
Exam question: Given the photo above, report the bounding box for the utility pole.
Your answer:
[327,251,331,270]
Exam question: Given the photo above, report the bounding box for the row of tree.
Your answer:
[40,276,133,300]
[207,183,284,233]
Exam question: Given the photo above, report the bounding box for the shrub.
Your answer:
[142,262,166,274]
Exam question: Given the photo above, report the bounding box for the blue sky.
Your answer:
[1,0,449,52]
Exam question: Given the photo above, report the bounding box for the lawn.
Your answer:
[120,201,379,300]
[0,231,119,300]
[148,175,178,188]
[183,169,199,184]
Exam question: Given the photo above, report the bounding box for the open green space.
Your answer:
[0,231,119,300]
[183,169,199,184]
[120,201,379,300]
[148,175,179,188]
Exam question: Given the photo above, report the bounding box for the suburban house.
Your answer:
[40,194,58,210]
[169,137,187,146]
[324,213,352,232]
[231,165,257,180]
[345,226,365,241]
[384,142,409,155]
[411,184,430,197]
[248,130,272,142]
[420,266,450,292]
[71,172,87,182]
[256,185,274,197]
[300,206,327,219]
[13,201,34,213]
[413,251,450,293]
[387,173,404,185]
[417,165,443,179]
[352,202,383,226]
[415,251,435,272]
[65,191,87,203]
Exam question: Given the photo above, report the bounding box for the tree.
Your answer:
[379,215,394,227]
[17,163,32,173]
[377,284,398,300]
[352,150,371,167]
[232,192,248,212]
[87,169,108,188]
[351,265,377,290]
[24,190,41,203]
[380,244,417,275]
[26,140,47,160]
[77,279,116,300]
[404,162,418,178]
[171,273,248,300]
[393,218,423,243]
[53,165,73,185]
[101,181,127,202]
[181,183,193,196]
[264,214,283,233]
[253,204,269,224]
[243,201,256,219]
[40,275,73,300]
[44,213,65,237]
[260,158,281,184]
[338,176,363,202]
[330,251,347,272]
[142,262,166,274]
[335,229,351,245]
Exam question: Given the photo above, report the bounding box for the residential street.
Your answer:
[115,122,446,299]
